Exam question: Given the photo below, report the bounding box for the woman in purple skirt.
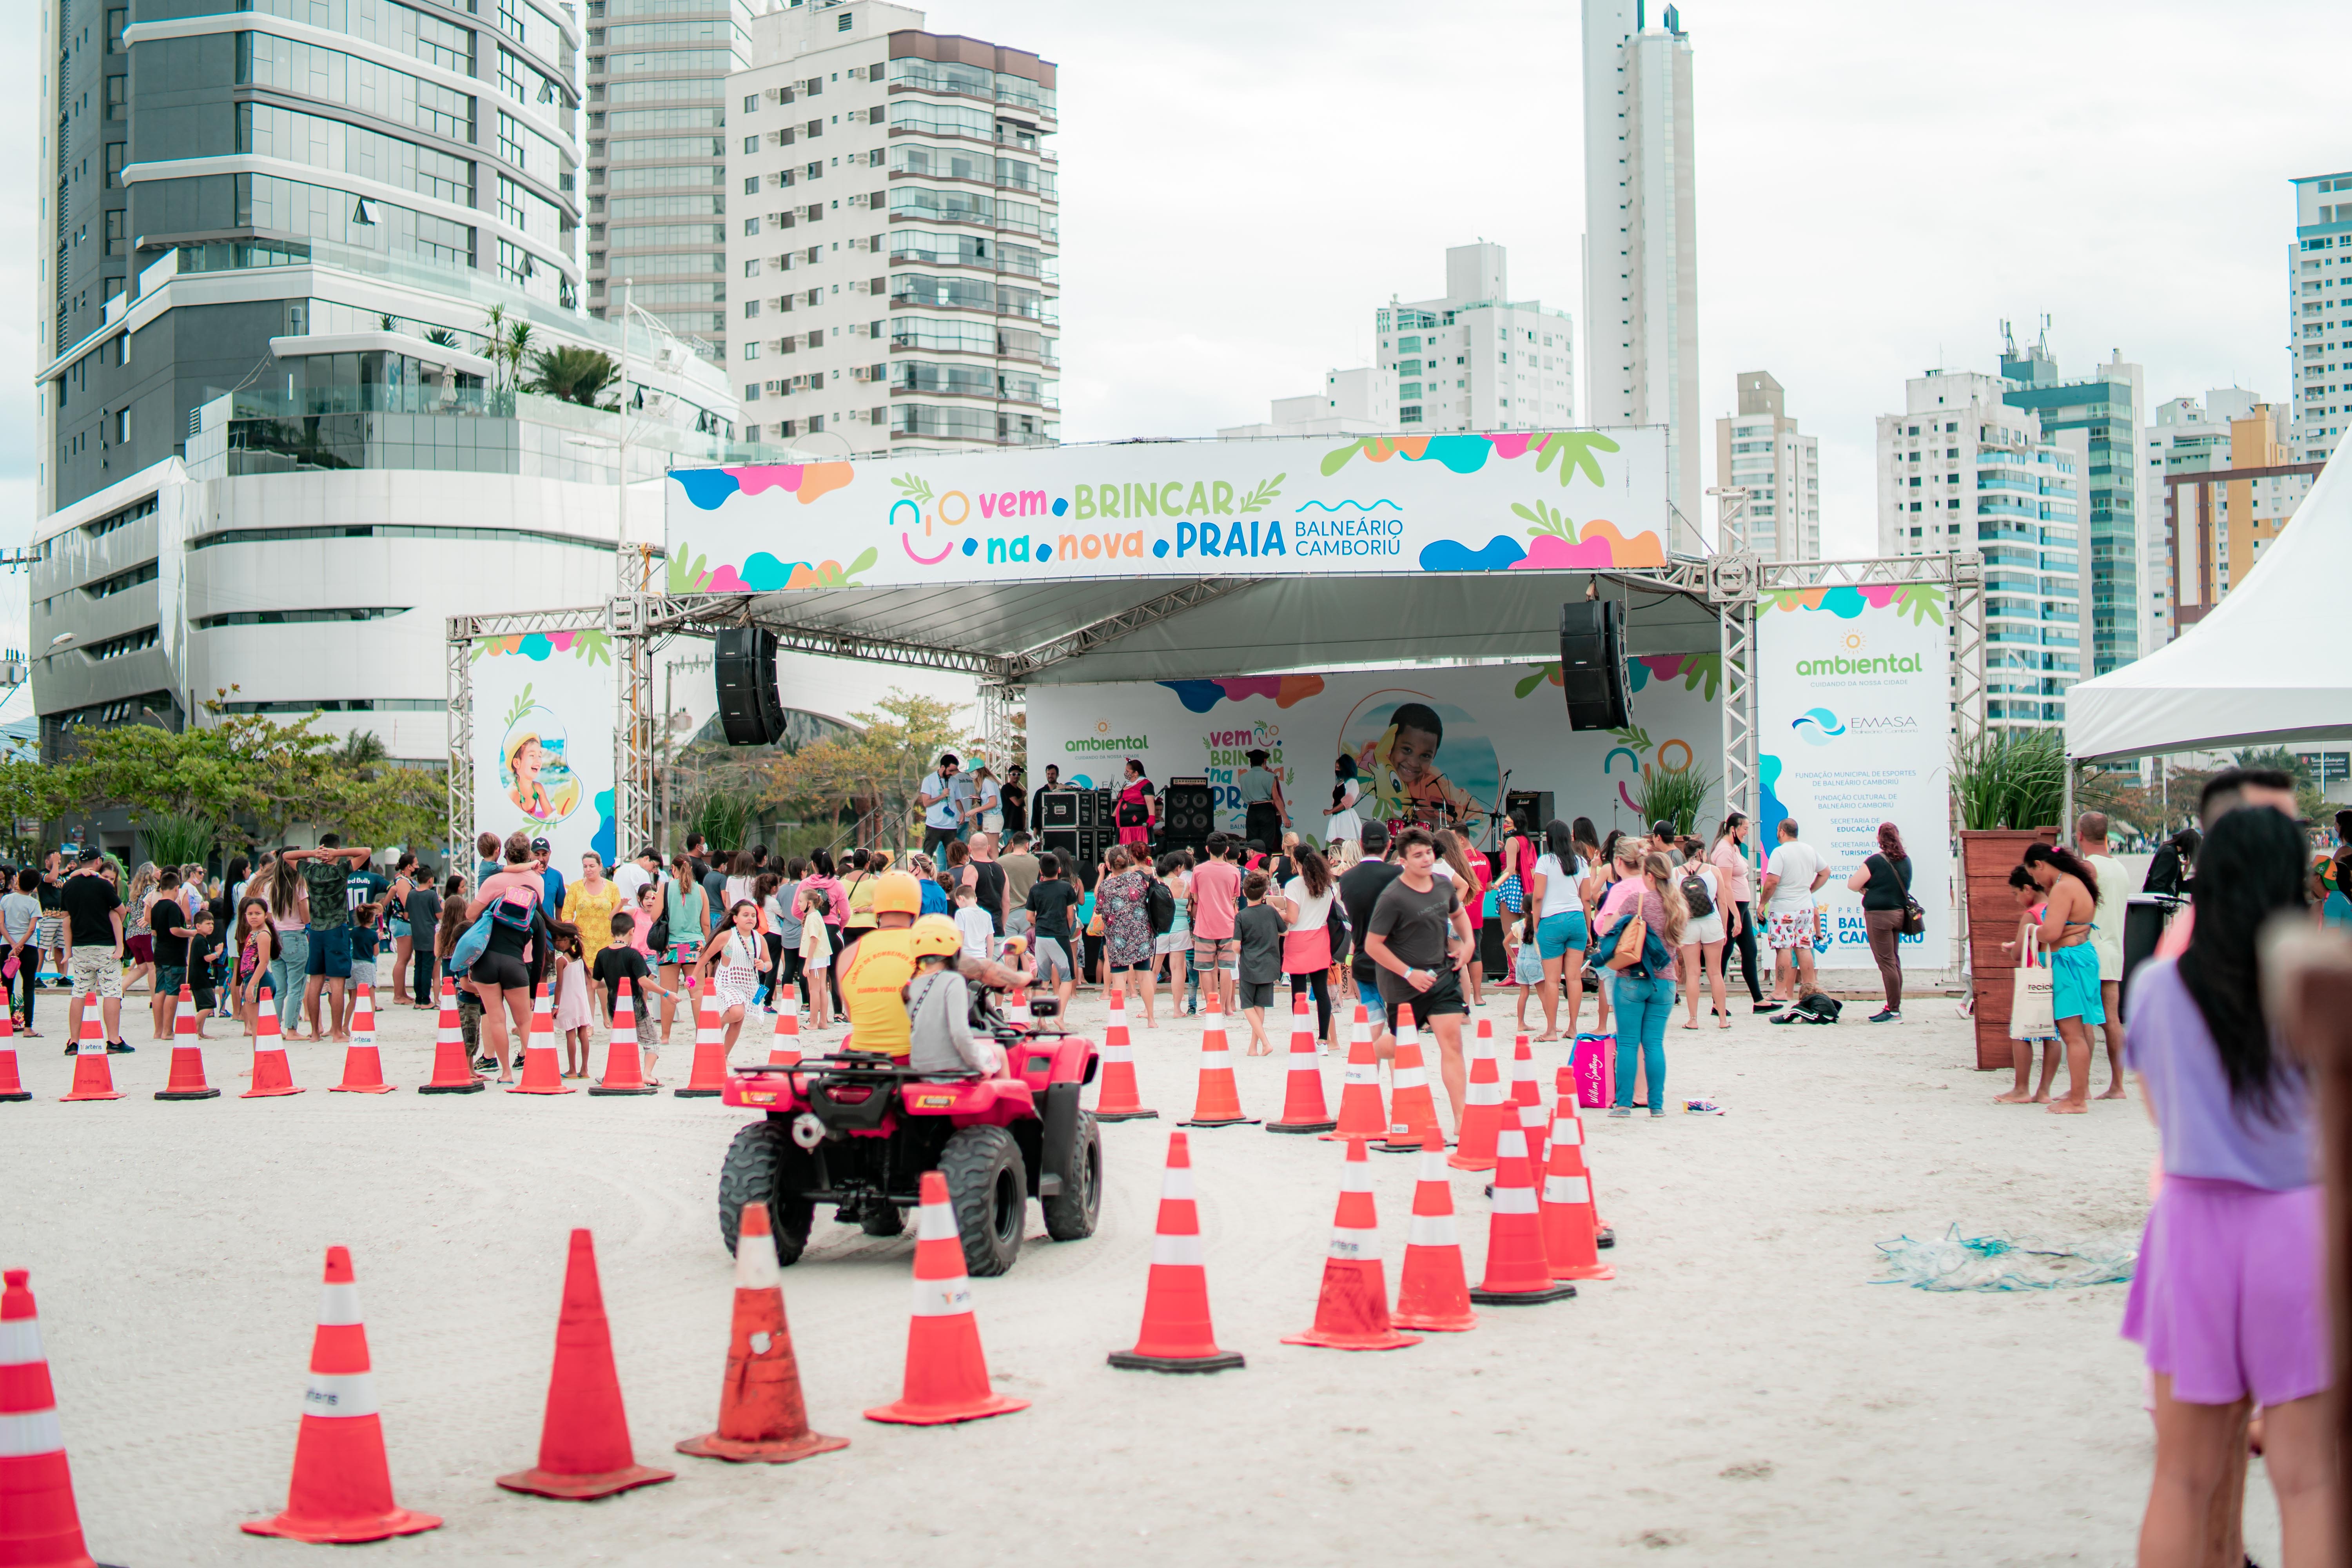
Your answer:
[2122,804,2335,1565]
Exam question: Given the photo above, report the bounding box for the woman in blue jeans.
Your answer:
[260,858,312,1037]
[1595,844,1686,1116]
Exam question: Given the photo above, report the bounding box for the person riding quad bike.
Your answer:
[905,913,1004,1076]
[836,872,1029,1060]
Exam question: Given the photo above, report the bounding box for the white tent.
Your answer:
[2066,445,2348,761]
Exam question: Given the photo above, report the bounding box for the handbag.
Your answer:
[1604,911,1649,973]
[1900,892,1926,938]
[450,906,495,971]
[2007,931,2055,1040]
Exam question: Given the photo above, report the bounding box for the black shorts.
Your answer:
[1377,967,1467,1023]
[470,951,531,993]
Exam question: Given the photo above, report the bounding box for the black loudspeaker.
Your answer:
[713,627,788,745]
[1082,827,1114,867]
[1161,779,1215,842]
[1040,828,1079,866]
[1505,789,1555,834]
[1559,601,1630,731]
[1075,789,1100,828]
[1039,789,1080,828]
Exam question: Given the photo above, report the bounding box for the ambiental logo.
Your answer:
[1791,708,1846,747]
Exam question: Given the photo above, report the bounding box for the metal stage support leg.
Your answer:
[446,615,477,877]
[614,593,658,862]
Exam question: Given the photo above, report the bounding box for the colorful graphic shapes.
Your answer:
[902,533,955,565]
[1624,655,1689,693]
[1417,535,1527,572]
[730,463,855,504]
[1154,675,1327,713]
[1506,518,1665,570]
[671,469,740,510]
[1759,753,1789,847]
[1792,708,1845,747]
[590,789,616,867]
[1766,583,1899,617]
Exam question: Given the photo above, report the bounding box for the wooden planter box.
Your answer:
[1962,826,2058,1070]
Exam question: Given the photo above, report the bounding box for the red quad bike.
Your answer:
[716,994,1102,1276]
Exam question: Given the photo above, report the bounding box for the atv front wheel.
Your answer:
[718,1120,816,1265]
[938,1124,1025,1276]
[1042,1109,1102,1242]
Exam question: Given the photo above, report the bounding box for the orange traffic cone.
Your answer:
[155,984,220,1100]
[864,1171,1029,1425]
[674,985,729,1098]
[1179,997,1255,1127]
[499,1229,677,1496]
[1109,1131,1244,1373]
[417,978,483,1094]
[331,987,393,1093]
[0,1269,100,1568]
[1267,991,1335,1134]
[589,977,656,1096]
[1322,1005,1386,1142]
[1282,1140,1421,1351]
[509,985,574,1095]
[242,1246,442,1544]
[1378,1004,1443,1153]
[767,982,802,1067]
[1447,1018,1503,1170]
[1468,1123,1576,1306]
[1092,982,1156,1121]
[1509,1032,1547,1180]
[1541,1094,1615,1282]
[1005,987,1033,1029]
[61,996,122,1103]
[677,1202,849,1462]
[1393,1130,1478,1332]
[0,1012,30,1103]
[241,990,303,1098]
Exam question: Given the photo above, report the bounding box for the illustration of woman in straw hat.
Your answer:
[508,731,558,820]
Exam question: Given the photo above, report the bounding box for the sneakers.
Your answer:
[1685,1099,1724,1114]
[1606,1107,1632,1119]
[1869,1008,1901,1023]
[106,1041,133,1054]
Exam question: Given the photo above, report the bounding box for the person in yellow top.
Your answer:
[561,851,625,1024]
[837,872,1029,1059]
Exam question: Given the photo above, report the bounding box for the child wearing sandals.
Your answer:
[1995,865,2063,1104]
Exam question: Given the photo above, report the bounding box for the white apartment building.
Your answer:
[1713,370,1818,561]
[2289,169,2352,464]
[1218,368,1400,440]
[2139,389,2319,651]
[1372,243,1573,433]
[1877,369,2084,728]
[1582,0,1699,515]
[725,0,1058,455]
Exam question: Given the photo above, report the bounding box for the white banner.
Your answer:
[1753,584,1953,971]
[663,429,1668,592]
[1025,657,1719,850]
[468,628,619,875]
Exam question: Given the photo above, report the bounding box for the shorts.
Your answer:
[1682,911,1725,946]
[125,933,153,965]
[2049,942,2106,1025]
[471,949,531,993]
[1355,976,1387,1025]
[386,917,411,940]
[2123,1175,2328,1407]
[1238,978,1279,1011]
[305,923,354,979]
[1007,909,1034,938]
[1535,909,1587,960]
[1192,935,1241,972]
[155,964,187,1001]
[668,941,701,968]
[1513,947,1544,986]
[1378,966,1467,1023]
[69,946,122,999]
[348,958,377,992]
[1154,929,1190,956]
[1031,936,1073,985]
[1766,909,1815,951]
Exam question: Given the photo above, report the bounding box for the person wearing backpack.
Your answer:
[1846,820,1916,1023]
[1675,837,1729,1031]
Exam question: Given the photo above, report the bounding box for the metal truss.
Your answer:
[445,619,475,877]
[632,593,1004,675]
[997,577,1267,683]
[612,595,657,857]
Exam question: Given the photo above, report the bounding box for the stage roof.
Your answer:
[675,567,1724,686]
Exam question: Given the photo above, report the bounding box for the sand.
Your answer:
[0,980,2248,1564]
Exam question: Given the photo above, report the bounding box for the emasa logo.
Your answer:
[1791,708,1846,747]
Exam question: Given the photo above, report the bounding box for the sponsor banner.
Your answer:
[469,628,618,874]
[1025,656,1719,848]
[663,430,1668,591]
[1753,584,1952,967]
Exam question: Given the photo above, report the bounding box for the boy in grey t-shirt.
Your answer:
[1233,871,1287,1057]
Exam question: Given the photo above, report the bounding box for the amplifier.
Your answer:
[1081,827,1116,866]
[1076,789,1105,828]
[1040,828,1080,866]
[1504,789,1555,835]
[1039,789,1080,829]
[1161,778,1215,841]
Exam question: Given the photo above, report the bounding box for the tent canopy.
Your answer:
[706,567,1723,686]
[2066,447,2348,761]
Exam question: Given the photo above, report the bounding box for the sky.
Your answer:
[0,0,2344,650]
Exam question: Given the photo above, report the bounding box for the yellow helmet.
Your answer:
[871,871,925,917]
[909,914,963,959]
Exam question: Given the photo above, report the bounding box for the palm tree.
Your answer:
[335,730,390,781]
[423,327,460,348]
[526,345,621,407]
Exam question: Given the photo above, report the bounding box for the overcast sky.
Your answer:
[0,0,2343,678]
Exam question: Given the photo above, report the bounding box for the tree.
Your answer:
[760,690,965,853]
[526,345,620,407]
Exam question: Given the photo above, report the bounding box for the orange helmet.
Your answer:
[909,914,963,959]
[871,871,924,917]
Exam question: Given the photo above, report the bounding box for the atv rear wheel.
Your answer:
[1042,1109,1102,1242]
[718,1120,816,1265]
[938,1124,1025,1277]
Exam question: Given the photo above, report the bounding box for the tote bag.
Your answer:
[2007,929,2055,1040]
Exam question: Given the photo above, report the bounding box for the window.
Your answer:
[105,6,125,51]
[742,341,757,359]
[112,408,129,445]
[744,93,758,113]
[102,209,123,256]
[837,10,852,27]
[742,216,757,235]
[742,258,757,276]
[103,143,124,188]
[1399,405,1423,424]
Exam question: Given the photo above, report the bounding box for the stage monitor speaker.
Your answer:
[1040,828,1080,866]
[1559,601,1630,731]
[1161,779,1215,841]
[1504,789,1556,834]
[713,627,788,746]
[1074,789,1099,828]
[1039,789,1080,829]
[1082,827,1115,866]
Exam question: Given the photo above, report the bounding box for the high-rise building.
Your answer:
[585,0,753,362]
[1371,243,1573,434]
[1712,370,1818,561]
[2138,389,2321,650]
[1581,0,1698,516]
[1996,330,2143,677]
[1217,368,1399,441]
[1876,369,2083,728]
[31,0,765,767]
[2157,400,2322,636]
[725,0,1058,455]
[2289,169,2352,465]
